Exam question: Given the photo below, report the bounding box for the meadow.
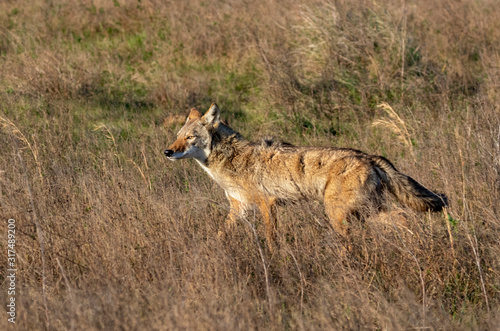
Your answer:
[0,0,499,329]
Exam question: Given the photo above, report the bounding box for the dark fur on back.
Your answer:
[260,137,295,149]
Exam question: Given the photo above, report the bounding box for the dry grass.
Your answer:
[1,0,499,329]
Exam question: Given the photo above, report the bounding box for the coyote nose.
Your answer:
[164,149,174,157]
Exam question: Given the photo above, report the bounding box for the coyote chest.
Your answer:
[196,159,249,203]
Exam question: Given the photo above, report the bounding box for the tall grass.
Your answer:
[1,0,499,329]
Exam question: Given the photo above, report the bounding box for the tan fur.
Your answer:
[165,103,448,251]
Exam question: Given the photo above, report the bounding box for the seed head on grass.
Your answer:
[372,103,415,159]
[0,115,42,180]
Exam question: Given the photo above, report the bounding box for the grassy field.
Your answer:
[1,0,499,329]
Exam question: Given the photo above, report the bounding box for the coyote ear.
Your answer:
[187,108,203,123]
[202,103,220,126]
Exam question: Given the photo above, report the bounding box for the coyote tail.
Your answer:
[373,156,448,212]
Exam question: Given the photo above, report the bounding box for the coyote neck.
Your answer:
[195,130,256,184]
[205,130,250,171]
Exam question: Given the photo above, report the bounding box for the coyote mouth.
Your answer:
[164,149,181,161]
[164,149,194,161]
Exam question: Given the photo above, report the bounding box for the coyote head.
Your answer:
[164,103,221,163]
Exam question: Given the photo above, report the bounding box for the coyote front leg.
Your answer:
[218,195,247,238]
[256,197,278,252]
[226,196,246,230]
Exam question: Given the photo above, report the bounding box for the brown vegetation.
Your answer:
[0,0,499,329]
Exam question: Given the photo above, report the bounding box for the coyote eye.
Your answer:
[186,135,195,140]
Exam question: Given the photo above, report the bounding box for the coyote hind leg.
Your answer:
[323,171,369,237]
[324,195,351,237]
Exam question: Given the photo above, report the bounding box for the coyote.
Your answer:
[164,103,447,249]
